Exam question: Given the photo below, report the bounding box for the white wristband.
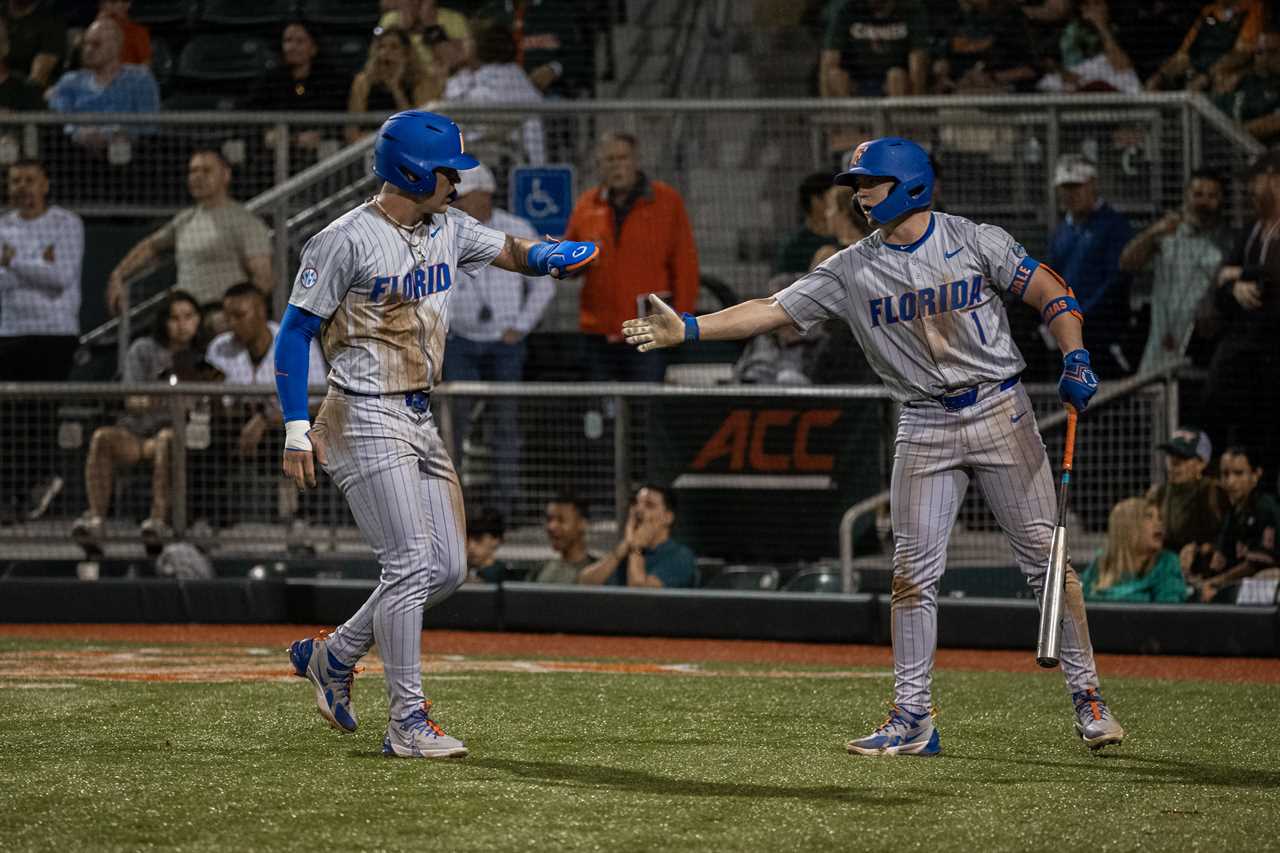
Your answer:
[284,419,313,452]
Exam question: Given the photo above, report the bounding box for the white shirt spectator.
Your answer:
[206,320,327,394]
[0,205,84,337]
[444,63,546,165]
[449,207,554,342]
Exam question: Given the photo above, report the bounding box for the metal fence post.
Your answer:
[170,395,187,536]
[614,393,630,532]
[272,123,291,317]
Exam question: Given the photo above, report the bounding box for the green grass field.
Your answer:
[2,636,1278,852]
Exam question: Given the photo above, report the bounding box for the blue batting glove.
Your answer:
[528,237,599,279]
[1058,348,1098,412]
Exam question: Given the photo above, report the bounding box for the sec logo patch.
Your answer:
[301,266,318,288]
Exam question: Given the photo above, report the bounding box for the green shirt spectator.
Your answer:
[821,0,930,96]
[606,539,698,588]
[1080,550,1188,602]
[535,554,595,584]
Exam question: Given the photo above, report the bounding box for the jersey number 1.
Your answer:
[969,313,989,346]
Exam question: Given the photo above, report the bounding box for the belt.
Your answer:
[336,384,432,414]
[937,376,1020,412]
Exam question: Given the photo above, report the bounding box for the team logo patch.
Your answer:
[300,266,318,289]
[1011,242,1027,258]
[851,141,869,166]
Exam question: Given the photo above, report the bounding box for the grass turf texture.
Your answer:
[2,642,1278,852]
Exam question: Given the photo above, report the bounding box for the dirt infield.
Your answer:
[1,624,1277,683]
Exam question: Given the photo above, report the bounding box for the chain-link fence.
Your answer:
[0,375,1176,586]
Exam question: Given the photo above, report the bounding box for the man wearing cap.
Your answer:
[1119,168,1234,373]
[445,163,554,519]
[1201,148,1280,487]
[1147,427,1227,573]
[1047,154,1134,377]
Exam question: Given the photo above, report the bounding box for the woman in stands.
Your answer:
[71,290,212,553]
[346,26,433,142]
[1080,497,1189,603]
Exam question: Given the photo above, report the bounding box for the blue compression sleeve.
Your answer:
[274,304,324,422]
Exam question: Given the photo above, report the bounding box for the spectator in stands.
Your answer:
[1147,427,1227,576]
[45,16,158,150]
[445,163,552,519]
[1080,497,1189,603]
[1195,445,1280,602]
[1218,31,1280,144]
[1201,150,1280,486]
[474,0,603,98]
[107,150,273,323]
[810,183,871,268]
[0,18,44,111]
[206,282,326,464]
[1111,0,1199,83]
[247,22,348,140]
[1146,0,1264,93]
[464,506,512,583]
[1036,0,1140,94]
[3,0,64,87]
[378,0,472,100]
[70,291,211,552]
[1047,153,1134,376]
[775,172,836,275]
[578,484,698,588]
[819,0,930,97]
[0,158,84,523]
[98,0,149,66]
[443,24,546,165]
[346,27,434,143]
[931,0,1039,94]
[534,492,597,583]
[1119,169,1233,374]
[564,132,699,382]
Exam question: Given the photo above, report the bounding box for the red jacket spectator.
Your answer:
[565,139,698,340]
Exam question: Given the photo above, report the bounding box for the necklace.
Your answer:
[372,197,428,267]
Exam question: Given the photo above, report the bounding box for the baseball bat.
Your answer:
[1035,408,1078,669]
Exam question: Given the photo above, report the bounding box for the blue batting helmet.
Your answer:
[373,110,479,196]
[834,137,934,223]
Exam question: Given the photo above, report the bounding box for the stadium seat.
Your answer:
[162,92,240,111]
[299,0,380,26]
[129,0,195,26]
[702,566,780,591]
[150,37,174,91]
[781,569,845,594]
[317,32,369,76]
[176,34,279,81]
[198,0,294,27]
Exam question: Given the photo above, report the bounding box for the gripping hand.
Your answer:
[1058,349,1098,413]
[528,237,599,279]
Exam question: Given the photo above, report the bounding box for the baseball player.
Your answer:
[623,138,1124,756]
[274,110,598,759]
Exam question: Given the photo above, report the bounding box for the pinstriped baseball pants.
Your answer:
[890,382,1099,712]
[312,388,467,722]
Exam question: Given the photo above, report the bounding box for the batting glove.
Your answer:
[528,237,599,279]
[1058,349,1098,412]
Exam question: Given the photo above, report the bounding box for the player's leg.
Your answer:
[849,407,965,756]
[967,385,1123,748]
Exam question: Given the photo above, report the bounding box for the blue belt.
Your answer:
[337,385,431,414]
[937,376,1020,412]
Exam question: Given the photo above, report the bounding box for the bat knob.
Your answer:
[1035,656,1060,669]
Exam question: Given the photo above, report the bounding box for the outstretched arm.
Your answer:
[491,233,599,279]
[622,293,794,351]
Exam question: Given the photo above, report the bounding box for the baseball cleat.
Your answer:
[382,701,468,759]
[847,705,941,756]
[1072,688,1125,750]
[288,633,357,733]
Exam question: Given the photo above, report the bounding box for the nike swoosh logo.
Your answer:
[430,226,441,238]
[1011,411,1027,423]
[945,247,963,259]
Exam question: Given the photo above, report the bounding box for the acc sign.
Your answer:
[510,165,574,237]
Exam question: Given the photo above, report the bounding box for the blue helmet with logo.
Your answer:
[373,110,479,196]
[834,137,934,223]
